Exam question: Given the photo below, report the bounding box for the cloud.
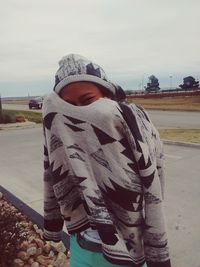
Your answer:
[0,0,200,96]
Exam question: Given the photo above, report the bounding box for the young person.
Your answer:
[42,54,171,267]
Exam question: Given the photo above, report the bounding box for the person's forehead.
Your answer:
[61,82,100,96]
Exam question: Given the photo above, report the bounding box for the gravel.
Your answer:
[0,192,70,267]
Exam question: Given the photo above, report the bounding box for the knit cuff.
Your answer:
[43,229,62,242]
[147,259,171,267]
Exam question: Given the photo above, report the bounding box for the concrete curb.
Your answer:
[162,139,200,149]
[0,121,40,130]
[145,108,200,112]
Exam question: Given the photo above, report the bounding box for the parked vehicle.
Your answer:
[28,97,43,109]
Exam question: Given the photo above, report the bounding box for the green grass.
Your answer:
[2,110,42,124]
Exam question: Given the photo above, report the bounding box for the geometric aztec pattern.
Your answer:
[43,95,170,267]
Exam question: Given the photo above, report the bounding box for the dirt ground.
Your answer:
[127,95,200,111]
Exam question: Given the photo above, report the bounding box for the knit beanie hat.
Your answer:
[53,53,116,96]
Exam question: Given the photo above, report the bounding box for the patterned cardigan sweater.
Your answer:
[43,92,171,267]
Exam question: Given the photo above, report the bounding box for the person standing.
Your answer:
[42,54,171,267]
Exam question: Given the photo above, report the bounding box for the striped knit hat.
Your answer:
[53,54,116,96]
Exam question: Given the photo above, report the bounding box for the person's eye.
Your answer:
[82,97,94,105]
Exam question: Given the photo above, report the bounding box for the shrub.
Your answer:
[2,113,16,124]
[1,110,42,124]
[15,115,26,122]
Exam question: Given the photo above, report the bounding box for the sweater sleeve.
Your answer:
[137,109,171,267]
[43,125,64,242]
[119,103,171,267]
[142,134,171,267]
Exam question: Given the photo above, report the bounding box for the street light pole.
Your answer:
[0,93,3,123]
[141,73,145,91]
[169,75,173,90]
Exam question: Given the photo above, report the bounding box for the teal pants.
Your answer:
[70,234,147,267]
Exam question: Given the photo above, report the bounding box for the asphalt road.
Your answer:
[148,110,200,129]
[0,126,200,267]
[2,103,42,113]
[2,103,200,128]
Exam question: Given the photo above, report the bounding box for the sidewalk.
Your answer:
[163,139,200,149]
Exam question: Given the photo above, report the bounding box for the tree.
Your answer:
[145,75,160,92]
[179,76,199,89]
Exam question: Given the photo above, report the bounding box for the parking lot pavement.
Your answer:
[0,127,199,266]
[164,145,200,267]
[0,127,43,214]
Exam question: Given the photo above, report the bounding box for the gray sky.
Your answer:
[0,0,200,97]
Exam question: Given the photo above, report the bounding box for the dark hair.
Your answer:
[114,85,126,102]
[96,84,114,99]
